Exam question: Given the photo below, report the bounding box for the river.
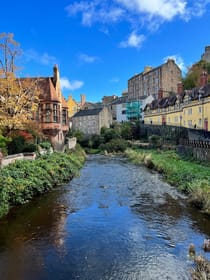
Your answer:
[0,155,210,280]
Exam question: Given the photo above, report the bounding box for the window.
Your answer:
[53,104,58,123]
[188,120,192,127]
[45,103,51,122]
[62,109,67,125]
[199,119,202,127]
[174,116,178,123]
[198,106,202,113]
[188,108,192,115]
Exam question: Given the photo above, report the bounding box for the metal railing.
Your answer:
[179,139,210,149]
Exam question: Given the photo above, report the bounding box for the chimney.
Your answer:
[158,88,163,99]
[177,82,183,95]
[144,66,153,73]
[53,64,59,84]
[80,94,86,108]
[200,71,208,87]
[53,64,61,99]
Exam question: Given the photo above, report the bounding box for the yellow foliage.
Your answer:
[0,32,40,133]
[0,75,40,131]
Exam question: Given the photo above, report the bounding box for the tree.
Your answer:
[183,60,210,89]
[0,33,40,134]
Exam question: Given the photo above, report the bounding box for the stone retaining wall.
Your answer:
[67,137,77,149]
[0,153,36,168]
[177,145,210,162]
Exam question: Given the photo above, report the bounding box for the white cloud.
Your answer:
[116,0,186,21]
[79,53,99,63]
[66,0,210,49]
[120,32,145,48]
[163,54,187,73]
[110,77,120,83]
[60,77,84,91]
[23,49,57,65]
[66,0,210,27]
[65,1,124,26]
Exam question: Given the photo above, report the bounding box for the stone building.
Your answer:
[201,46,210,62]
[67,95,78,118]
[102,95,117,105]
[128,59,181,101]
[71,107,112,135]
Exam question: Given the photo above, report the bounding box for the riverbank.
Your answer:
[0,144,86,218]
[125,148,210,215]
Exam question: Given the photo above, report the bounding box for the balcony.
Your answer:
[41,122,61,131]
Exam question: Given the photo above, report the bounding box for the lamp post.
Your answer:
[180,115,182,127]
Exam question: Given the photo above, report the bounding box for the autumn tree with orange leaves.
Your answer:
[0,33,40,134]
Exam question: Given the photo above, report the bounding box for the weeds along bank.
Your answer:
[0,145,86,218]
[125,148,210,215]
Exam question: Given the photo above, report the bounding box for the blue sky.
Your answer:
[1,0,210,102]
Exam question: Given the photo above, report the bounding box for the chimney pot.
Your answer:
[177,82,183,95]
[158,88,163,99]
[200,71,208,87]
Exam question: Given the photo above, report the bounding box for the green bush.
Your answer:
[148,135,163,148]
[0,147,86,218]
[100,139,128,153]
[7,135,25,154]
[39,141,52,150]
[100,127,120,142]
[23,143,37,153]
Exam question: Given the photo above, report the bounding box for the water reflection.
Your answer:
[0,155,209,280]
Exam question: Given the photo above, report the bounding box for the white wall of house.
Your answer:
[116,103,127,122]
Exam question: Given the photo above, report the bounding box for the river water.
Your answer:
[0,155,210,280]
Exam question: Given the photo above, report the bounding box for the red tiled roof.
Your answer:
[38,77,60,102]
[61,96,68,108]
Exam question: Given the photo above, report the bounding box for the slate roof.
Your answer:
[145,83,210,111]
[82,102,103,109]
[149,94,177,110]
[72,108,103,117]
[111,96,128,105]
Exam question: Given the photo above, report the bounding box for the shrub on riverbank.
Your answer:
[0,145,86,218]
[125,148,210,215]
[99,138,128,153]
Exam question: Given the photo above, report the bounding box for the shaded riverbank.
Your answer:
[0,154,210,279]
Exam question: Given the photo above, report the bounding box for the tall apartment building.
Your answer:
[201,46,210,62]
[128,59,181,101]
